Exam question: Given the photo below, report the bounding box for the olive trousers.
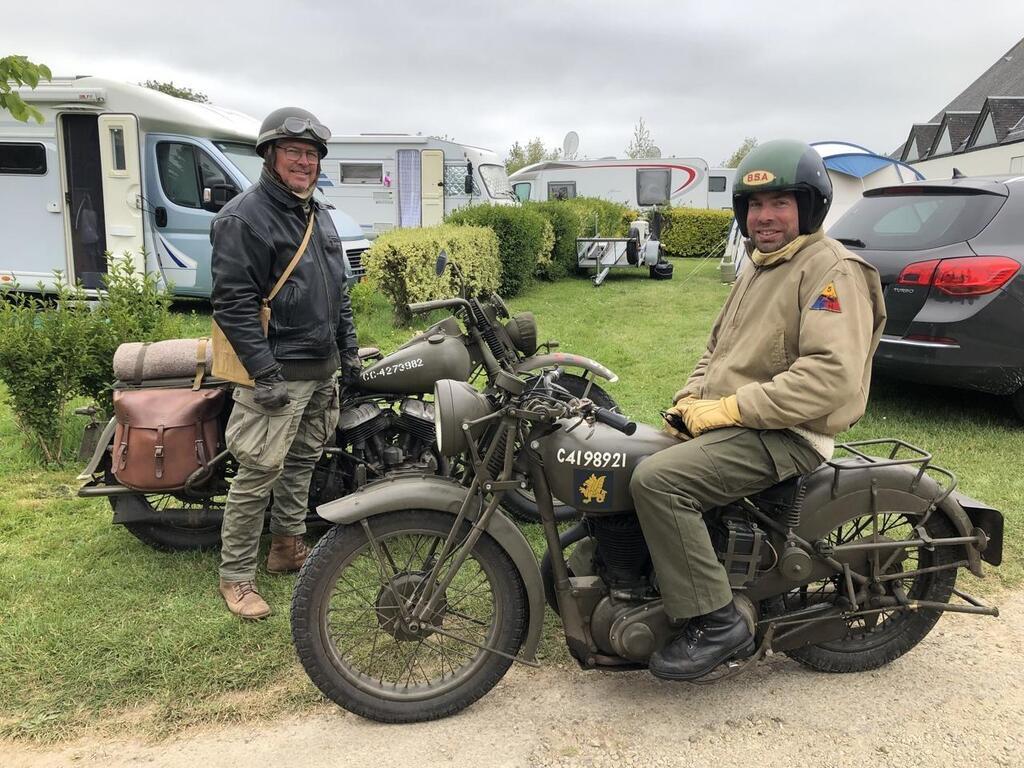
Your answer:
[219,378,339,582]
[630,427,822,620]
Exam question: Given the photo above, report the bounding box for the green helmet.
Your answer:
[732,139,832,236]
[256,107,331,158]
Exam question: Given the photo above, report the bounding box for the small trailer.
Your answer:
[577,214,673,285]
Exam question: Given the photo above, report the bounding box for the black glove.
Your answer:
[253,365,290,409]
[340,348,362,387]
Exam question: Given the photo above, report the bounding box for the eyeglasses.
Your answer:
[277,145,321,162]
[282,116,331,142]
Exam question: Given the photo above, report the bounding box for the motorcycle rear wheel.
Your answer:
[502,373,617,524]
[291,510,527,723]
[783,510,958,673]
[111,493,223,552]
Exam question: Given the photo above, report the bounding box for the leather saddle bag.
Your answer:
[112,388,227,491]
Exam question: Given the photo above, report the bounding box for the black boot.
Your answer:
[649,601,755,681]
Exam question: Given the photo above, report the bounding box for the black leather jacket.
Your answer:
[210,169,357,379]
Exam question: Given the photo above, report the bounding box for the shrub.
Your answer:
[562,197,633,239]
[524,197,636,281]
[362,224,500,323]
[660,207,734,258]
[0,254,179,463]
[447,204,549,297]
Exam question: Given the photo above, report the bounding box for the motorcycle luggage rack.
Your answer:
[826,438,957,505]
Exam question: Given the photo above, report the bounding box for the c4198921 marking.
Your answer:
[360,358,425,381]
[556,448,626,468]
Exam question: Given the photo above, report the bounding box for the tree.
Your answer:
[722,137,758,168]
[141,80,209,103]
[624,117,660,159]
[0,55,52,123]
[505,137,560,174]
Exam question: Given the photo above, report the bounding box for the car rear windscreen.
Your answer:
[830,189,1005,251]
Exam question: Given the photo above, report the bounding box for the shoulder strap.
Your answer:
[192,337,209,391]
[265,209,316,304]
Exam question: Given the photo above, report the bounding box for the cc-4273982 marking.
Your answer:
[361,358,425,381]
[556,448,627,468]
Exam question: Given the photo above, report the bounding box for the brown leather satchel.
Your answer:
[111,387,227,491]
[211,210,316,386]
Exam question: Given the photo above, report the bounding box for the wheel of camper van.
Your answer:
[290,510,527,723]
[501,373,618,524]
[112,493,223,552]
[782,510,958,673]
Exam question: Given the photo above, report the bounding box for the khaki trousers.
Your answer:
[629,427,822,620]
[219,378,339,582]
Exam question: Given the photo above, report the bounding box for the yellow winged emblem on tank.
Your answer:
[579,473,608,505]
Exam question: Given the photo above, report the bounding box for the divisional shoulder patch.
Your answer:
[811,282,841,313]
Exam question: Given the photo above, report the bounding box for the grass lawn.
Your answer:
[0,259,1019,741]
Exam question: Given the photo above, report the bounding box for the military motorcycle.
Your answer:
[290,370,1003,723]
[76,275,617,551]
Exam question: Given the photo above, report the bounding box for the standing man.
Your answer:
[630,140,886,679]
[211,107,362,619]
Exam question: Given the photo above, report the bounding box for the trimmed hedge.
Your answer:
[362,224,500,322]
[525,197,636,280]
[660,207,735,258]
[447,204,550,297]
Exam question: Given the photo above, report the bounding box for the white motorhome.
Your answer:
[1,76,369,296]
[508,157,711,208]
[318,135,517,238]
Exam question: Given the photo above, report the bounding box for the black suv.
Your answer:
[830,176,1024,420]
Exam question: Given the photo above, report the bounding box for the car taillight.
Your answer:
[896,256,1020,297]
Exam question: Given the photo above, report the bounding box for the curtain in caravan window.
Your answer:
[397,149,421,227]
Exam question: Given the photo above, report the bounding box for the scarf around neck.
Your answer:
[750,228,824,267]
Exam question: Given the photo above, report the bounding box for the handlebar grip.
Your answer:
[594,407,636,435]
[408,299,457,314]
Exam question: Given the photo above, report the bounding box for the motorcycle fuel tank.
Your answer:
[358,332,472,395]
[537,420,677,515]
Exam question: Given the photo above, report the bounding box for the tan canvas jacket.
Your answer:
[675,230,886,437]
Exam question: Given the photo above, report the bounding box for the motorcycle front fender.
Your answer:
[516,352,618,383]
[316,475,547,662]
[76,416,118,481]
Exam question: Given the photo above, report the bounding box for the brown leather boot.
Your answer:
[267,534,311,574]
[218,578,271,620]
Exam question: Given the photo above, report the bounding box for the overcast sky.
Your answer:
[6,2,1024,164]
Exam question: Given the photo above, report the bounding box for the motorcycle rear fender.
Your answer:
[76,417,118,481]
[316,475,546,662]
[949,491,1003,566]
[516,353,618,384]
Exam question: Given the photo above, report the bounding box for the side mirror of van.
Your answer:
[435,250,449,277]
[464,161,474,195]
[203,184,238,213]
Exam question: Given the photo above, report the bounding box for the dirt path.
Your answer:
[5,591,1022,768]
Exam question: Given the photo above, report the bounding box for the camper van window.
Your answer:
[340,164,382,184]
[445,165,469,196]
[109,128,127,171]
[547,181,576,200]
[479,164,515,199]
[513,182,531,202]
[708,176,727,193]
[157,142,203,208]
[0,143,46,175]
[636,169,671,206]
[215,142,263,184]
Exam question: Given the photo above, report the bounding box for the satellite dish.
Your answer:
[650,145,662,159]
[562,131,580,158]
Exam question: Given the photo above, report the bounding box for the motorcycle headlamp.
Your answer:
[434,380,493,457]
[504,312,538,356]
[282,116,331,142]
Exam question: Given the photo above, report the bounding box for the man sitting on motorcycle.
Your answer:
[630,139,886,680]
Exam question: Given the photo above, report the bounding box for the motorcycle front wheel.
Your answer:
[502,373,617,524]
[111,493,223,552]
[291,510,528,723]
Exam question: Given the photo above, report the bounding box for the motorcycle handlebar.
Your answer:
[593,407,636,435]
[407,298,472,315]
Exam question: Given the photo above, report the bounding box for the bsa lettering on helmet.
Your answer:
[732,140,832,237]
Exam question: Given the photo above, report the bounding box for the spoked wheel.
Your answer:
[782,510,958,673]
[112,493,223,551]
[502,373,617,524]
[291,510,528,723]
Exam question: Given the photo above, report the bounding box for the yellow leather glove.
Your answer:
[661,396,696,440]
[677,395,741,437]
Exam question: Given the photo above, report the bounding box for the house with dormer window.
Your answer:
[892,37,1024,177]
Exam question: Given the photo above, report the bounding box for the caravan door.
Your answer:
[97,114,145,277]
[421,149,444,226]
